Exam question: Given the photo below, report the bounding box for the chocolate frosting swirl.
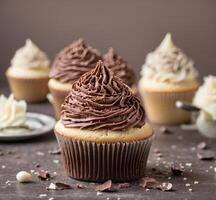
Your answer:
[103,48,135,87]
[50,39,101,83]
[61,60,145,131]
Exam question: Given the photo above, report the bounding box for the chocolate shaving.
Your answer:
[118,183,131,189]
[197,142,208,150]
[95,180,117,192]
[0,151,4,156]
[36,170,51,180]
[55,182,73,190]
[160,126,172,134]
[46,182,73,190]
[48,148,61,155]
[139,177,172,191]
[171,164,184,176]
[197,151,215,161]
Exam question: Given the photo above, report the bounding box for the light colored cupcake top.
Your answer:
[193,75,216,112]
[0,94,27,129]
[11,39,50,69]
[141,33,198,83]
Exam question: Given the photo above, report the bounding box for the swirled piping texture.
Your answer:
[61,60,145,131]
[50,39,101,83]
[103,48,135,87]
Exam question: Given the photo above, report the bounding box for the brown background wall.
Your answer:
[0,0,216,86]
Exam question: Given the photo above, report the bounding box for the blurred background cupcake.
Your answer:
[103,48,136,93]
[55,61,154,182]
[48,39,101,119]
[139,33,199,125]
[193,75,216,138]
[6,39,50,102]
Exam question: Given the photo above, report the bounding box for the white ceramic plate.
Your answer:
[0,112,56,141]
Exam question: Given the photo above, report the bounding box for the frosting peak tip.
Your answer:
[157,33,176,52]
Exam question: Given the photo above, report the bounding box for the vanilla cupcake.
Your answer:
[55,61,154,182]
[193,75,216,138]
[49,39,101,119]
[6,39,50,102]
[139,33,199,124]
[103,48,137,93]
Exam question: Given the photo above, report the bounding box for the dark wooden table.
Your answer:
[0,86,216,200]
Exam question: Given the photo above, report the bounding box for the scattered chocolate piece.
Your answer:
[95,180,117,192]
[0,151,4,156]
[76,184,85,189]
[48,148,61,155]
[138,177,172,192]
[197,142,208,150]
[197,151,215,161]
[55,182,73,190]
[36,170,51,180]
[35,164,40,168]
[15,155,21,159]
[7,150,14,155]
[160,126,172,134]
[171,164,184,176]
[118,183,131,189]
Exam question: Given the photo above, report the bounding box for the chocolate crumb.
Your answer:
[160,126,172,134]
[197,151,215,161]
[36,170,51,180]
[138,177,172,192]
[171,164,184,176]
[118,183,130,189]
[48,148,61,155]
[55,182,73,190]
[76,184,85,189]
[197,142,208,150]
[35,164,40,168]
[95,180,117,192]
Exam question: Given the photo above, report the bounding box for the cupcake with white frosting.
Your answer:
[6,39,50,102]
[139,33,199,124]
[193,76,216,138]
[0,94,27,131]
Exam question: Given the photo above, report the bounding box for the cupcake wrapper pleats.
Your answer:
[55,133,153,182]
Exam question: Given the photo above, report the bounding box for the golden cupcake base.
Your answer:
[7,74,49,103]
[141,89,197,125]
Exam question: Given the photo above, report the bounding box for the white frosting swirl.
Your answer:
[11,39,50,69]
[193,75,216,110]
[0,94,27,129]
[141,33,198,83]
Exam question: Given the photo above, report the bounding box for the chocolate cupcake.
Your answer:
[54,60,154,182]
[48,39,101,119]
[103,48,137,93]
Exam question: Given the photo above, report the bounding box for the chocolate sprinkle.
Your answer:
[55,182,73,190]
[95,180,117,192]
[118,183,131,189]
[197,151,215,161]
[36,170,51,180]
[171,164,184,176]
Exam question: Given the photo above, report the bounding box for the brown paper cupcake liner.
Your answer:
[6,74,49,103]
[141,89,196,125]
[55,133,153,182]
[48,86,70,119]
